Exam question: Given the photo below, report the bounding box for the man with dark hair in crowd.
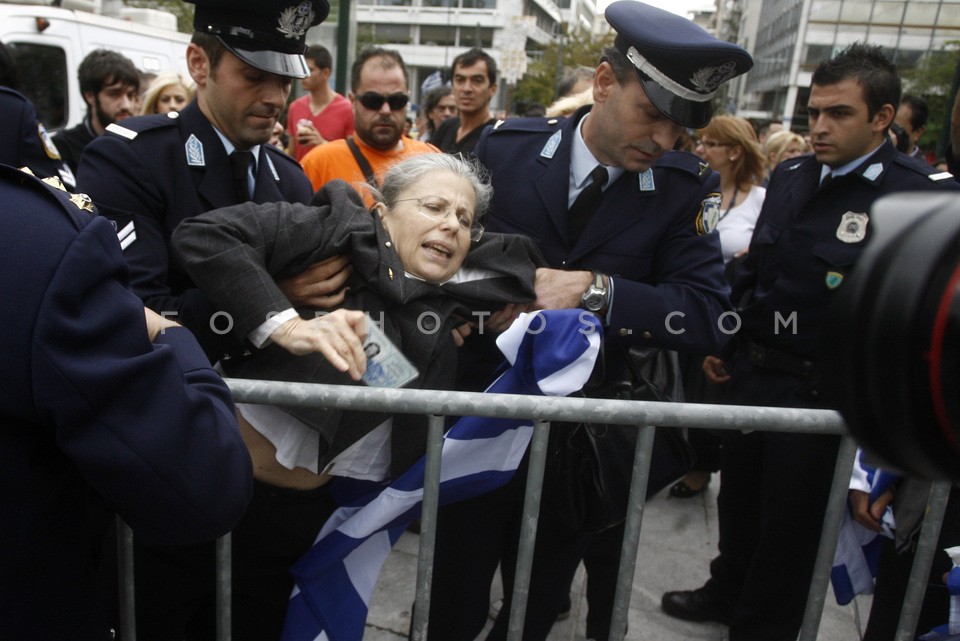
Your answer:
[55,48,140,173]
[662,42,959,641]
[432,47,498,154]
[286,44,354,161]
[895,93,928,158]
[300,46,437,194]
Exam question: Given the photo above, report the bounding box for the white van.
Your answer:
[0,0,190,130]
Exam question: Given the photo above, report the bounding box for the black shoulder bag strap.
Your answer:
[345,136,378,188]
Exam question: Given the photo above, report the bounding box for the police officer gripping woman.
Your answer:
[426,3,752,641]
[77,0,353,364]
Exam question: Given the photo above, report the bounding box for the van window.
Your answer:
[8,42,69,130]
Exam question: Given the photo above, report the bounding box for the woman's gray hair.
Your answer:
[371,153,494,222]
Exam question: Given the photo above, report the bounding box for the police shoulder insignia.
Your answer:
[698,162,709,178]
[36,123,62,160]
[167,110,180,119]
[540,130,562,158]
[69,192,95,214]
[493,119,506,130]
[825,271,844,289]
[930,171,954,181]
[836,211,868,243]
[695,192,723,235]
[41,175,66,192]
[105,123,137,140]
[185,134,205,167]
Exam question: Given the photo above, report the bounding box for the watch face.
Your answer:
[583,291,604,311]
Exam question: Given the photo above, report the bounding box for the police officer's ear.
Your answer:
[186,43,211,88]
[593,62,616,104]
[871,103,896,133]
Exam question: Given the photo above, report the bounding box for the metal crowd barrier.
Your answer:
[114,380,951,641]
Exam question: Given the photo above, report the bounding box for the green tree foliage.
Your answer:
[123,0,194,33]
[901,41,960,154]
[512,25,613,112]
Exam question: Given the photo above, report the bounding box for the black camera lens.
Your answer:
[822,192,960,480]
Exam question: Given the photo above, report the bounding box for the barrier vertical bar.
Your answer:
[608,424,657,641]
[798,435,859,641]
[506,420,551,641]
[117,517,137,641]
[410,414,447,641]
[216,533,232,641]
[893,480,951,641]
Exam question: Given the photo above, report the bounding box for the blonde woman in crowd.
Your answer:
[140,71,194,115]
[762,128,807,175]
[671,115,767,499]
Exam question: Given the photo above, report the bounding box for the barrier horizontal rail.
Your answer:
[225,378,848,435]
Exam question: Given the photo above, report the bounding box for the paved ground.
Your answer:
[362,479,872,640]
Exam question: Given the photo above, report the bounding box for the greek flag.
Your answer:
[830,449,897,605]
[280,310,602,641]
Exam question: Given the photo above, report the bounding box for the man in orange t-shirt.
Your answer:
[300,46,437,200]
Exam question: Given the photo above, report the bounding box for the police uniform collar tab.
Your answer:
[605,0,753,129]
[187,0,329,79]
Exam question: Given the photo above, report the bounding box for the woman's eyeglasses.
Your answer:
[697,140,731,148]
[394,197,484,242]
[357,92,409,112]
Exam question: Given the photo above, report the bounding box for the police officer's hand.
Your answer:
[144,308,181,342]
[484,303,530,332]
[532,268,593,310]
[270,309,368,380]
[849,488,894,533]
[702,355,730,383]
[451,322,472,347]
[277,255,353,309]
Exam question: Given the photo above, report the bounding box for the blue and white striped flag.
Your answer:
[830,449,897,605]
[280,310,602,641]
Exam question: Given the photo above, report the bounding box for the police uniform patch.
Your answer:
[930,171,954,181]
[695,192,722,235]
[862,162,884,181]
[638,169,655,191]
[105,123,137,140]
[837,211,868,243]
[540,130,562,159]
[825,271,844,289]
[698,162,709,178]
[37,123,62,160]
[41,175,66,192]
[185,134,205,167]
[117,221,137,251]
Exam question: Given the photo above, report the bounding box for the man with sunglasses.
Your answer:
[300,46,438,195]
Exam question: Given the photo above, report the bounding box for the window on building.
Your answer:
[839,1,873,23]
[457,26,494,46]
[422,0,456,6]
[420,25,457,46]
[808,0,841,21]
[462,0,497,8]
[359,23,413,45]
[7,42,68,130]
[904,2,940,25]
[938,4,960,27]
[804,43,835,68]
[871,1,905,24]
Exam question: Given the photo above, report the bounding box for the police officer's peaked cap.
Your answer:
[187,0,329,79]
[605,1,753,128]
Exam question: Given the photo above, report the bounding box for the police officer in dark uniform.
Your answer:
[76,0,344,362]
[75,2,351,640]
[661,43,960,641]
[0,164,252,641]
[425,4,752,640]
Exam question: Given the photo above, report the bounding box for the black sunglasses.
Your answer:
[357,92,409,111]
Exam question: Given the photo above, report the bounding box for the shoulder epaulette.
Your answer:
[892,153,954,181]
[488,116,564,135]
[104,114,176,142]
[655,150,712,180]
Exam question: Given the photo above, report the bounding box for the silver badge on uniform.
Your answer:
[836,211,868,243]
[540,130,562,159]
[185,134,205,167]
[862,162,884,181]
[638,169,655,192]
